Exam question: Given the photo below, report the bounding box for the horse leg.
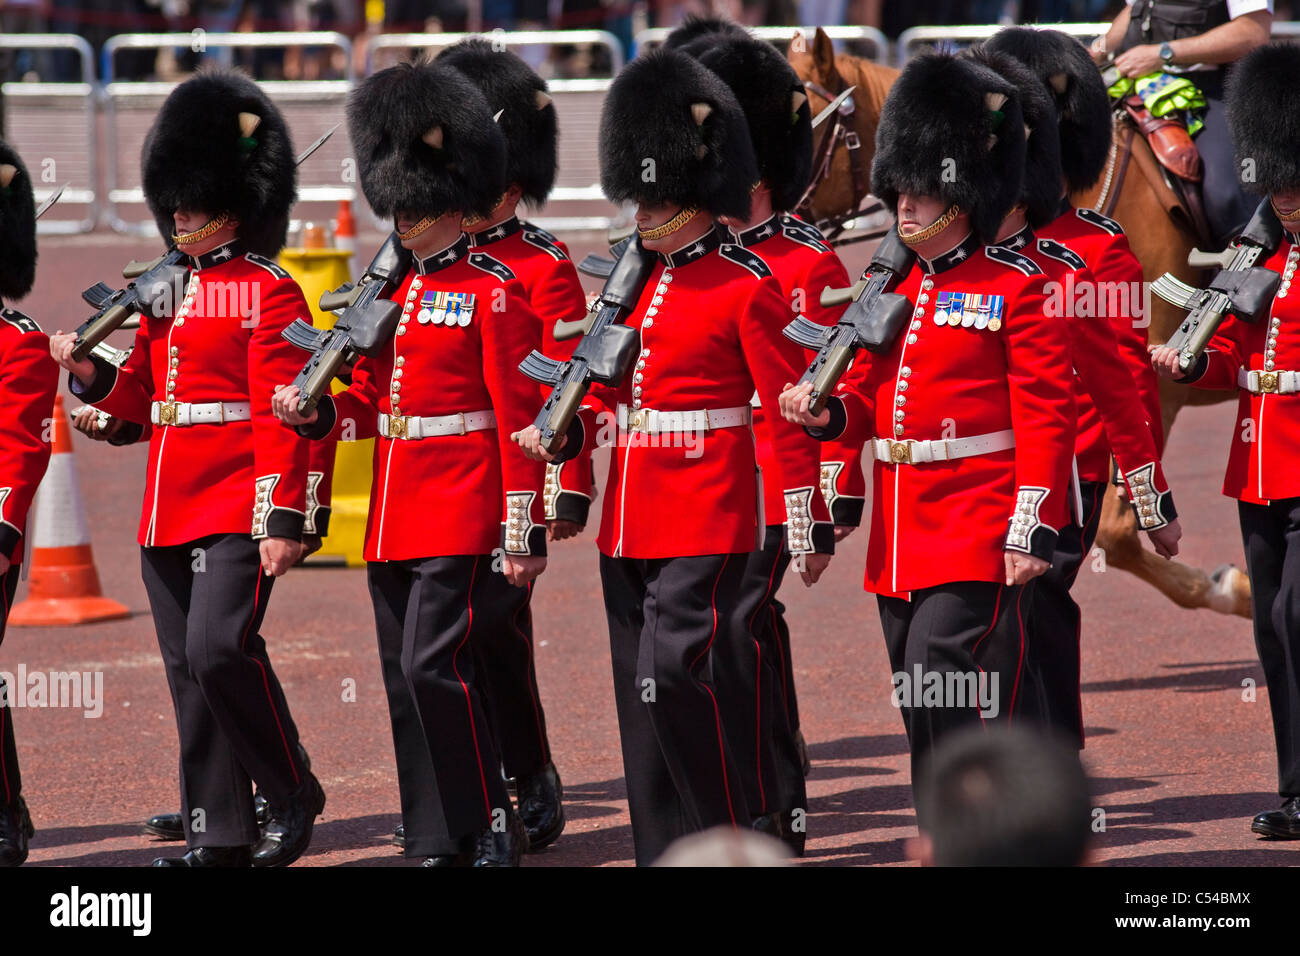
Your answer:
[1095,482,1252,617]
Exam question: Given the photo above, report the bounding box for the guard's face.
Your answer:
[897,194,947,233]
[173,208,212,235]
[1274,189,1300,219]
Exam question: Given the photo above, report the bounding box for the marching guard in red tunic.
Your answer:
[51,70,322,867]
[972,43,1182,747]
[781,53,1077,787]
[274,60,547,866]
[516,48,834,865]
[1153,42,1300,840]
[669,24,852,851]
[0,138,58,867]
[435,38,581,850]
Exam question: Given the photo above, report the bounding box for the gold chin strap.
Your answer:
[462,194,509,228]
[172,211,231,245]
[638,206,699,241]
[899,204,962,246]
[397,212,444,241]
[1273,199,1300,224]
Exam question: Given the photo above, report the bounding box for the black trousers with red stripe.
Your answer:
[473,573,552,780]
[367,555,512,845]
[877,579,1035,786]
[1027,478,1107,749]
[1,565,22,808]
[600,552,751,865]
[1239,497,1300,797]
[141,534,310,848]
[716,524,805,822]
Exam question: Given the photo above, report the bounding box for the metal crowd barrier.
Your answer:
[633,24,890,62]
[368,30,628,232]
[100,33,355,236]
[0,34,98,235]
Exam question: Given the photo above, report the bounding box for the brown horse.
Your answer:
[787,27,1252,617]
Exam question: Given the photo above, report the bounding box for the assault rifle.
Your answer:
[518,234,657,453]
[1151,199,1283,372]
[281,232,412,414]
[783,226,916,414]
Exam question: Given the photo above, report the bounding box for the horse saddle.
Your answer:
[1121,94,1202,183]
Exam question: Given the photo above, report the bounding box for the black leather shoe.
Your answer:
[142,811,185,841]
[516,762,564,850]
[1252,796,1300,839]
[795,728,811,778]
[420,847,473,867]
[253,742,309,829]
[0,795,35,867]
[392,824,405,849]
[472,812,529,867]
[251,773,325,868]
[151,845,252,867]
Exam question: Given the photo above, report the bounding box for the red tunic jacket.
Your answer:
[468,217,594,525]
[815,232,1076,596]
[0,309,57,565]
[559,228,834,559]
[73,242,311,547]
[306,233,547,562]
[1002,225,1176,530]
[1185,230,1300,504]
[1039,206,1165,475]
[733,214,853,528]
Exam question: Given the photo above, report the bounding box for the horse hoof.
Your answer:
[1208,563,1248,615]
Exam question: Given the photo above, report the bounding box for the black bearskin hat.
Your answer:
[662,15,749,51]
[966,45,1064,229]
[1226,42,1300,196]
[984,28,1112,195]
[0,139,36,301]
[348,60,507,221]
[872,52,1027,244]
[141,68,296,256]
[599,48,758,220]
[693,34,813,213]
[436,39,557,207]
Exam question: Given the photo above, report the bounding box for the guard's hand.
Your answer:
[792,551,831,587]
[271,384,318,427]
[1114,43,1163,79]
[1148,344,1185,380]
[512,424,562,462]
[833,525,856,542]
[779,381,830,428]
[49,331,97,382]
[260,536,304,577]
[1005,551,1049,586]
[70,404,124,442]
[1147,517,1182,559]
[547,519,583,542]
[503,554,546,587]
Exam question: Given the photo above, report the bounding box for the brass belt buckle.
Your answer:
[889,440,913,464]
[458,412,467,436]
[157,401,179,426]
[1259,371,1280,393]
[628,409,647,433]
[388,414,408,439]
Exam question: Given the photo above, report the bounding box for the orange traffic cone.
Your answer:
[334,199,357,279]
[9,396,130,626]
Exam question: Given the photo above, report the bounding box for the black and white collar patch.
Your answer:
[191,240,243,270]
[1076,207,1123,236]
[659,229,722,268]
[919,232,980,275]
[415,234,472,275]
[985,244,1044,276]
[1036,237,1086,271]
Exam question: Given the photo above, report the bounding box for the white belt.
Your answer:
[151,400,251,426]
[1238,368,1300,395]
[617,403,751,434]
[871,429,1015,465]
[379,409,496,440]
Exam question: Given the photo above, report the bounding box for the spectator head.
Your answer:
[914,725,1092,867]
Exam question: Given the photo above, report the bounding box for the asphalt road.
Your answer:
[6,230,1290,867]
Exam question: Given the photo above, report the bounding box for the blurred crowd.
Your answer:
[1,0,1296,83]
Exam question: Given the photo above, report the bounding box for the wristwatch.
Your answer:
[1159,42,1175,65]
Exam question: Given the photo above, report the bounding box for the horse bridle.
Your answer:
[796,77,877,243]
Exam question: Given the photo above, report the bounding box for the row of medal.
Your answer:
[415,289,477,327]
[934,292,1005,331]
